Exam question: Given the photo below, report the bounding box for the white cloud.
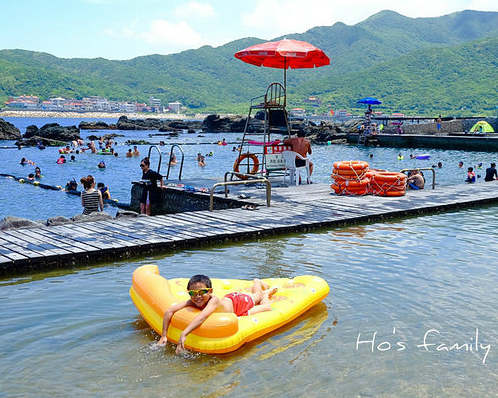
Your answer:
[241,0,494,39]
[118,19,204,53]
[174,1,216,19]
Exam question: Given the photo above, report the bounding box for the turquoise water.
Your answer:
[1,208,498,397]
[1,117,498,397]
[1,117,497,221]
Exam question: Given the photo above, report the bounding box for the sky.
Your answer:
[2,0,498,60]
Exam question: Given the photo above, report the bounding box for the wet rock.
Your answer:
[0,118,22,140]
[116,210,139,219]
[46,216,72,226]
[0,216,43,231]
[71,212,113,223]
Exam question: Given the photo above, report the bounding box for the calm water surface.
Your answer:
[1,207,498,397]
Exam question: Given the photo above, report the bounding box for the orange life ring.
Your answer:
[370,171,407,196]
[233,153,259,179]
[370,171,407,183]
[331,168,368,179]
[331,184,369,195]
[333,178,370,189]
[333,160,369,171]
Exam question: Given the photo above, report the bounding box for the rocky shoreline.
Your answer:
[3,111,498,147]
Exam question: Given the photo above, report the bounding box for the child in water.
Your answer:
[157,275,276,353]
[466,167,476,183]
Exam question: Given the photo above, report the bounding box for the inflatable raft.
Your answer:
[130,265,330,354]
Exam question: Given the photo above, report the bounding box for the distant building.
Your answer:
[6,95,40,109]
[168,101,182,113]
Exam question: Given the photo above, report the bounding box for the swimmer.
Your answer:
[157,275,276,354]
[397,153,404,160]
[126,149,133,158]
[458,161,464,168]
[34,167,42,178]
[56,155,66,164]
[133,146,140,157]
[98,161,106,169]
[198,155,206,167]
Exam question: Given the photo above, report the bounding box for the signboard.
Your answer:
[264,145,292,170]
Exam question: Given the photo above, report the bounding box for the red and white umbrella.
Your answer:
[234,38,330,89]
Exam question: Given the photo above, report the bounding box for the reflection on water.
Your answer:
[1,206,498,396]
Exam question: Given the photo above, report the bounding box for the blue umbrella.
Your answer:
[357,97,382,105]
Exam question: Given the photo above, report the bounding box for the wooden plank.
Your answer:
[6,229,73,256]
[19,228,88,255]
[0,244,30,261]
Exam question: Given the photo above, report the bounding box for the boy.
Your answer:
[157,275,276,353]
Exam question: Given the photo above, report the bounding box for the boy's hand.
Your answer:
[175,334,186,354]
[157,335,168,346]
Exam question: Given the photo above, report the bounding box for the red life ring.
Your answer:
[233,153,259,179]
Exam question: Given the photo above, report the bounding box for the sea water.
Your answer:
[1,117,498,397]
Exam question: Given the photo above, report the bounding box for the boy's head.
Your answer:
[187,275,212,307]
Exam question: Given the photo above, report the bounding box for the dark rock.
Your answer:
[202,114,247,132]
[46,216,72,226]
[0,118,22,140]
[79,121,117,130]
[71,212,113,223]
[187,129,196,134]
[23,123,80,142]
[0,216,43,231]
[116,210,139,219]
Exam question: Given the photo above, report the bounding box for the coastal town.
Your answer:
[4,94,183,114]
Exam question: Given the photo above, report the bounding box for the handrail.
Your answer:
[210,175,271,212]
[165,144,185,180]
[399,167,436,189]
[147,145,163,173]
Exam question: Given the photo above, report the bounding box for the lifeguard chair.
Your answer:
[232,83,292,180]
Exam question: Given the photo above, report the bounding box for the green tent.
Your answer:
[470,121,494,133]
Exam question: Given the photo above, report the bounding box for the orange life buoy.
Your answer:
[331,184,369,196]
[233,153,259,179]
[333,160,369,171]
[333,178,370,189]
[370,171,407,196]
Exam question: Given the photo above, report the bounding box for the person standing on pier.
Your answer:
[140,157,164,216]
[436,115,442,134]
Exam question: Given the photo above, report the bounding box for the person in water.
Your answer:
[157,275,276,353]
[407,170,425,190]
[34,167,42,179]
[97,182,111,200]
[485,163,497,182]
[466,167,476,183]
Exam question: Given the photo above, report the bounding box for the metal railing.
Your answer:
[147,145,163,173]
[165,144,185,180]
[399,167,436,189]
[209,173,271,211]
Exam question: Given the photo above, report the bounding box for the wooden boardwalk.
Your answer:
[1,182,498,275]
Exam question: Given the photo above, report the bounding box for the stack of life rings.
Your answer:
[331,160,407,197]
[369,171,407,196]
[331,161,370,195]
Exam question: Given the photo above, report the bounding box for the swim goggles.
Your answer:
[188,288,211,297]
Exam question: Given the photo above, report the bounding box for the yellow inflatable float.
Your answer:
[130,264,330,354]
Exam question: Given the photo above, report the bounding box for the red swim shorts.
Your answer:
[224,292,255,316]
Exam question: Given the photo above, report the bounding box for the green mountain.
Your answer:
[1,9,498,116]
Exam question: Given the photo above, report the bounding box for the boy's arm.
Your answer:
[157,300,190,346]
[176,297,220,353]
